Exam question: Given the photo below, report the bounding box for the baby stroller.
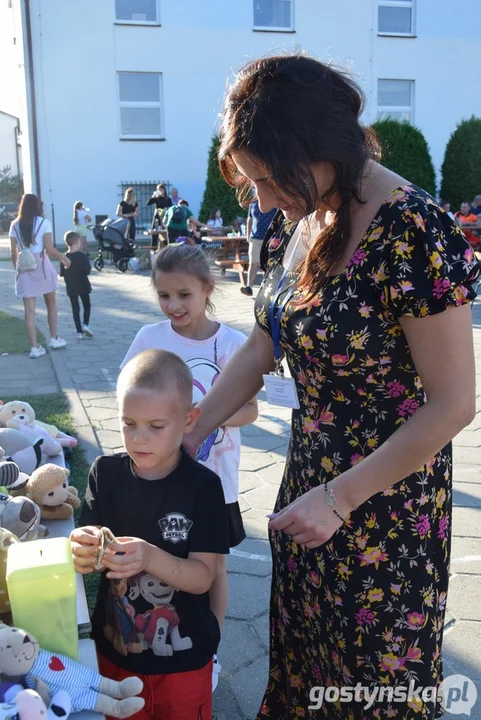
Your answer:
[91,217,136,272]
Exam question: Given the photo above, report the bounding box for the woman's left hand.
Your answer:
[101,536,153,579]
[268,484,352,549]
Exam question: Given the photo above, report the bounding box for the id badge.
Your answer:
[262,372,300,409]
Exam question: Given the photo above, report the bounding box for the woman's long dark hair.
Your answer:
[218,54,380,301]
[17,193,42,247]
[208,208,220,221]
[73,200,82,226]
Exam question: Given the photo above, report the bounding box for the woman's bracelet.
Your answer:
[324,483,347,522]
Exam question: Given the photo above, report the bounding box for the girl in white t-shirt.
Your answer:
[73,200,92,253]
[121,245,258,658]
[206,208,224,236]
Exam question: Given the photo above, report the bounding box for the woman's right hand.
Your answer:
[69,525,100,574]
[62,256,71,269]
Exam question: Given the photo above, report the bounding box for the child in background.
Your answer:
[60,231,93,338]
[70,349,229,720]
[73,201,91,253]
[121,244,258,688]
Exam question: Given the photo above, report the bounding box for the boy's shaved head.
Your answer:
[118,349,193,406]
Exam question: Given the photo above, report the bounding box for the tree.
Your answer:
[0,166,24,203]
[371,120,436,196]
[440,116,481,210]
[199,136,245,224]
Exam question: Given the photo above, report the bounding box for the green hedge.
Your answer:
[440,116,481,210]
[199,136,245,224]
[371,119,436,196]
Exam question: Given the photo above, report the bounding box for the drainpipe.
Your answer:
[14,120,21,176]
[23,0,41,198]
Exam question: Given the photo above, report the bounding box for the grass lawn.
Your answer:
[1,392,99,612]
[0,311,46,354]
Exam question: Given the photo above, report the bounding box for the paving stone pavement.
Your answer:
[1,255,480,719]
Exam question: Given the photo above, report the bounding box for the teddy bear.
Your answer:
[11,464,80,521]
[0,625,145,717]
[0,493,47,541]
[0,429,43,475]
[0,687,71,720]
[0,402,77,451]
[0,403,62,457]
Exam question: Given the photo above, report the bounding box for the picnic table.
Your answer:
[202,235,249,285]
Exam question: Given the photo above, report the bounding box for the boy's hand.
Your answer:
[69,526,101,574]
[102,537,154,579]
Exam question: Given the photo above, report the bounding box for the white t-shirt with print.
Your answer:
[9,216,52,253]
[121,321,247,504]
[75,209,89,225]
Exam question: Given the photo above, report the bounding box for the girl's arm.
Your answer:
[10,237,17,268]
[103,538,218,594]
[116,203,129,218]
[224,397,258,427]
[184,324,275,455]
[270,303,476,547]
[43,233,70,268]
[134,205,139,218]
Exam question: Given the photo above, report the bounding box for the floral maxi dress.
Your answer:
[254,186,478,719]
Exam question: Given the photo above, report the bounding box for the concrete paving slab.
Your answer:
[217,619,266,676]
[453,482,481,507]
[227,656,267,720]
[226,573,271,621]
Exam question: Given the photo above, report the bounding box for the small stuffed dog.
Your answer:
[11,464,80,521]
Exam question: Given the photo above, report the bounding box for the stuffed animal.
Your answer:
[0,429,43,475]
[0,460,20,491]
[12,465,80,521]
[0,402,76,452]
[0,687,71,720]
[0,528,19,615]
[0,493,47,541]
[0,625,145,717]
[0,403,62,458]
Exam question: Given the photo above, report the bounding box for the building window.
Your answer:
[378,0,415,35]
[377,79,414,123]
[115,0,160,24]
[118,72,164,140]
[254,0,294,31]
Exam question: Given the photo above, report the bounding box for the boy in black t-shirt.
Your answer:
[60,231,93,338]
[70,349,229,720]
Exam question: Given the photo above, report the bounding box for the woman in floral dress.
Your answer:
[185,55,479,718]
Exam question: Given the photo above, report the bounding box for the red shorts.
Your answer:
[98,653,213,720]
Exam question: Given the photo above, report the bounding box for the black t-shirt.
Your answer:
[119,201,138,215]
[80,451,229,675]
[147,195,172,211]
[59,251,92,297]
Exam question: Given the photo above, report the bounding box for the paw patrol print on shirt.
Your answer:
[158,513,193,544]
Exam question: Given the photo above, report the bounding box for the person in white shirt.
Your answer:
[121,243,258,690]
[73,200,92,253]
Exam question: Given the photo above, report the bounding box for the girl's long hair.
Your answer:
[218,54,380,301]
[17,193,42,247]
[124,187,136,204]
[208,208,220,221]
[73,200,82,226]
[151,244,215,313]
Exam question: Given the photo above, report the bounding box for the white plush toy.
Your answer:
[0,687,71,720]
[0,402,77,451]
[0,403,62,457]
[0,625,145,718]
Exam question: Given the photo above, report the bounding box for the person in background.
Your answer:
[73,201,92,253]
[60,231,93,339]
[471,195,481,215]
[164,199,203,244]
[206,209,224,236]
[9,193,69,358]
[455,201,481,248]
[117,188,139,243]
[170,187,180,206]
[440,201,455,220]
[240,200,277,297]
[147,184,172,250]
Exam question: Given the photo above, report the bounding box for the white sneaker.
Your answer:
[48,336,67,349]
[212,654,221,692]
[83,325,93,338]
[29,345,46,359]
[76,332,85,340]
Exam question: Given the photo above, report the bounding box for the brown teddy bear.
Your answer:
[14,464,80,520]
